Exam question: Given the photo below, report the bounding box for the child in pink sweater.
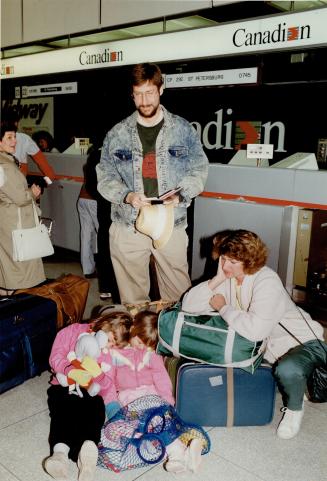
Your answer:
[109,310,174,406]
[45,310,132,481]
[105,310,204,474]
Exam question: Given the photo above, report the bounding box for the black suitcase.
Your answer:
[0,293,57,394]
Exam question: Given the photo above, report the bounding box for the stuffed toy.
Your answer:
[56,331,111,397]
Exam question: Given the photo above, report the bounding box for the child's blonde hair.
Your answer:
[91,311,133,348]
[130,310,159,350]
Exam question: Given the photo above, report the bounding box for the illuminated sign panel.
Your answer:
[165,68,258,88]
[1,8,326,79]
[21,82,78,97]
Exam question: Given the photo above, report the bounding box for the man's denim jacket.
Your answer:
[97,106,209,228]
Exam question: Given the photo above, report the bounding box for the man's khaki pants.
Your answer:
[109,222,191,304]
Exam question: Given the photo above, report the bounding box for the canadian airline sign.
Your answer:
[1,7,327,79]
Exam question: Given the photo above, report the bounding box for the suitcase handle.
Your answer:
[14,314,25,324]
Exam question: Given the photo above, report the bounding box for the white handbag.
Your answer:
[12,201,54,262]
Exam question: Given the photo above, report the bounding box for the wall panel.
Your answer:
[1,0,23,47]
[101,0,211,27]
[23,0,101,43]
[2,0,212,47]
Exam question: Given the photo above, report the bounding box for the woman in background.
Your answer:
[0,120,45,295]
[32,130,59,153]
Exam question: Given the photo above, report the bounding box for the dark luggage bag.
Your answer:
[174,362,276,427]
[0,293,57,394]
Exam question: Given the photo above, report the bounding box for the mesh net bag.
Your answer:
[97,395,210,472]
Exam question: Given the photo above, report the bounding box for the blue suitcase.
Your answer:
[0,293,57,394]
[175,363,276,427]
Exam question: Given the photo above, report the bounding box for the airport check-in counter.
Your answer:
[29,153,85,252]
[29,154,327,293]
[41,177,82,252]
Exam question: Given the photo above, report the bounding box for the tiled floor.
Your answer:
[1,258,327,481]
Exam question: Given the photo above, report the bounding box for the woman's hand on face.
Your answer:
[209,293,226,312]
[208,257,226,290]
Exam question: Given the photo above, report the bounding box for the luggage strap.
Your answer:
[226,367,234,427]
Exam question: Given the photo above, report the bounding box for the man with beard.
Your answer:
[97,63,208,304]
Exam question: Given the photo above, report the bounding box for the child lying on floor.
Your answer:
[103,310,209,473]
[44,310,133,481]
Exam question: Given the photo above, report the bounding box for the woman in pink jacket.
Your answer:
[44,311,132,481]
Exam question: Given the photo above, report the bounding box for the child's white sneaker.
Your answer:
[164,439,187,473]
[185,438,203,473]
[77,441,98,481]
[164,459,187,473]
[277,407,304,439]
[44,452,69,480]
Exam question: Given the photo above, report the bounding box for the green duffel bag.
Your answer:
[157,303,266,374]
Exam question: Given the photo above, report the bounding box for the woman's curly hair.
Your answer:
[211,229,268,275]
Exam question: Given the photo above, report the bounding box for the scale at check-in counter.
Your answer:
[62,137,91,155]
[228,144,273,167]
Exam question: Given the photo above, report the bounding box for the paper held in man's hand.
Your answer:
[146,187,182,202]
